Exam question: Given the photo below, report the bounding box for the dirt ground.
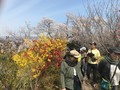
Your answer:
[82,81,99,90]
[82,76,99,90]
[82,76,120,90]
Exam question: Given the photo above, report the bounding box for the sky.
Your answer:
[0,0,89,36]
[0,0,114,36]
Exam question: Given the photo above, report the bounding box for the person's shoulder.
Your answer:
[61,60,67,66]
[95,48,100,51]
[61,61,66,68]
[61,60,66,64]
[99,56,109,64]
[76,61,82,67]
[93,49,100,54]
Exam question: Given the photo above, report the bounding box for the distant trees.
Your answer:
[7,0,120,54]
[34,17,69,38]
[66,0,120,53]
[0,0,119,89]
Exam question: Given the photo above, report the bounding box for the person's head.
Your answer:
[80,47,87,53]
[68,49,80,61]
[89,42,97,49]
[108,47,120,60]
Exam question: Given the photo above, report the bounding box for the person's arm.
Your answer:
[96,50,101,59]
[92,50,101,61]
[60,61,66,89]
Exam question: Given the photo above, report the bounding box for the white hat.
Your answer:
[70,50,81,58]
[80,47,86,51]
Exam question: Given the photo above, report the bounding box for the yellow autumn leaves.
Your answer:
[12,35,67,79]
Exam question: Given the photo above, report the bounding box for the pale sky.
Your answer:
[0,0,87,36]
[0,0,115,36]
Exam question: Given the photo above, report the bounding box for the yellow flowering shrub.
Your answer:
[12,35,67,78]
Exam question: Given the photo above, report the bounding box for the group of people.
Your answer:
[60,42,120,90]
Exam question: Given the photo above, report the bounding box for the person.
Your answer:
[86,42,101,87]
[98,47,120,90]
[80,47,88,76]
[60,49,84,90]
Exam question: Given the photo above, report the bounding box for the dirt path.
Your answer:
[82,76,99,90]
[82,82,93,90]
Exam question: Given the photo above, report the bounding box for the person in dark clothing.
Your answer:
[98,47,120,90]
[60,49,84,90]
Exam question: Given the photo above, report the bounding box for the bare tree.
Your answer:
[65,0,120,53]
[8,21,34,41]
[34,17,55,37]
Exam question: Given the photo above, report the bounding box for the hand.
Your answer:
[91,57,97,62]
[62,88,66,90]
[88,53,94,57]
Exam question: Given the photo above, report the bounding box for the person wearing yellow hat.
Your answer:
[60,49,84,90]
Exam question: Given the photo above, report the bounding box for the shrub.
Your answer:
[12,35,67,89]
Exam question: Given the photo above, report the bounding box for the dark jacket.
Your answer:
[98,55,120,81]
[60,59,84,90]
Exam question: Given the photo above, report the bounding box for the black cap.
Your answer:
[89,42,97,46]
[108,47,120,54]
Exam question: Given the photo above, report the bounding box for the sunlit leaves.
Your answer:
[12,35,67,78]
